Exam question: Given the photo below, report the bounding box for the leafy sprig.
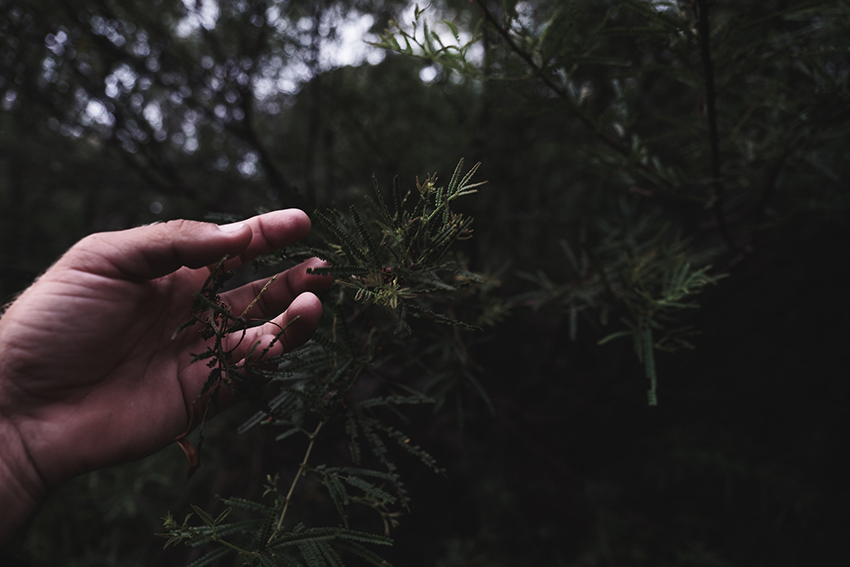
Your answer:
[161,160,487,565]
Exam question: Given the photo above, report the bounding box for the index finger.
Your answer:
[223,209,312,270]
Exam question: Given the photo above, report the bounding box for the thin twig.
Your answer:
[269,420,325,543]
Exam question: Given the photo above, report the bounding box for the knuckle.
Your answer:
[164,219,191,233]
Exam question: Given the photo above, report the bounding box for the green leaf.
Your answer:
[346,414,362,464]
[255,499,283,548]
[270,534,337,551]
[351,205,380,265]
[442,19,460,42]
[313,210,369,265]
[338,468,399,482]
[642,325,658,406]
[185,546,232,567]
[464,372,496,418]
[336,528,394,546]
[319,542,345,567]
[300,541,328,567]
[343,475,397,504]
[597,330,634,346]
[335,541,395,567]
[260,550,303,567]
[190,504,216,528]
[276,427,305,442]
[325,474,350,525]
[214,507,232,525]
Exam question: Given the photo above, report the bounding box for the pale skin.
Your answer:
[0,209,332,546]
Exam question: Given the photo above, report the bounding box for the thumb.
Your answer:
[61,220,253,281]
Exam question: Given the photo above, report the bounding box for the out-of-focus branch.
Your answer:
[473,0,626,156]
[472,0,678,195]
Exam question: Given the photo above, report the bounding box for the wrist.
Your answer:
[0,414,47,548]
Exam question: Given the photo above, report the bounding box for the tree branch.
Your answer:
[473,0,626,156]
[269,420,325,543]
[472,0,676,194]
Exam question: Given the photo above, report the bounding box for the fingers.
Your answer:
[220,257,334,320]
[178,291,322,425]
[63,219,253,281]
[222,209,312,271]
[58,209,311,281]
[226,292,323,359]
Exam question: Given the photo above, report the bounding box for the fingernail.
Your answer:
[219,222,246,233]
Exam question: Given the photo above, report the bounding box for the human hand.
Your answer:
[0,209,331,543]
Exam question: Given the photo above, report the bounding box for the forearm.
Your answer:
[0,418,45,548]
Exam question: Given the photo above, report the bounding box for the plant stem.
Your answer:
[269,421,325,543]
[213,536,255,556]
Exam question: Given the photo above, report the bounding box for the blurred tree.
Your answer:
[1,0,414,303]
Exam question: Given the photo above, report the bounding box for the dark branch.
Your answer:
[473,0,627,156]
[472,0,677,195]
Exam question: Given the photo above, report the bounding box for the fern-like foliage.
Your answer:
[159,499,394,567]
[306,158,485,329]
[162,160,487,565]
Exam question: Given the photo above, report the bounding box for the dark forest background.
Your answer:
[2,0,849,565]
